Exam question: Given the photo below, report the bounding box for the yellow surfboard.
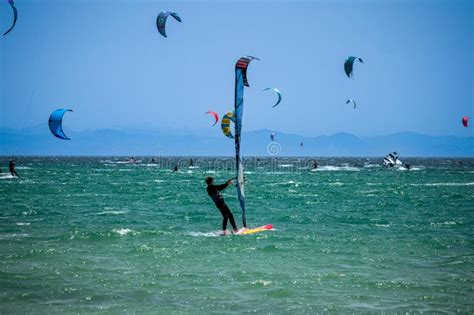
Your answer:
[237,224,274,235]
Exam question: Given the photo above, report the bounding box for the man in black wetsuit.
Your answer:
[9,159,20,178]
[206,176,238,234]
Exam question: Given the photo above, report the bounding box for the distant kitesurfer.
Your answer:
[310,159,318,170]
[189,159,194,167]
[9,159,20,178]
[205,177,238,235]
[173,165,178,172]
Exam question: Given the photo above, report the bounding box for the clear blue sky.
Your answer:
[1,0,473,137]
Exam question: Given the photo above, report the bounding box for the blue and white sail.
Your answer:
[383,151,402,167]
[234,56,259,228]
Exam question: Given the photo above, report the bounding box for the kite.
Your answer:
[3,0,17,36]
[263,87,282,108]
[462,116,469,127]
[221,111,235,138]
[48,109,73,140]
[156,11,181,37]
[204,111,219,127]
[346,99,357,109]
[383,151,403,167]
[344,56,363,78]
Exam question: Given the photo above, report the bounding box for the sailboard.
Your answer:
[233,56,273,234]
[237,224,274,235]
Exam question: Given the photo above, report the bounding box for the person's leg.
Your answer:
[222,216,228,231]
[217,202,229,231]
[222,203,237,230]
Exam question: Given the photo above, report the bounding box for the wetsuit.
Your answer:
[207,182,237,231]
[9,160,19,178]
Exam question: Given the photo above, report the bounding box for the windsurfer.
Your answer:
[205,177,238,234]
[9,159,20,178]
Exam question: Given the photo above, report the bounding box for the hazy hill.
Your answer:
[0,126,472,157]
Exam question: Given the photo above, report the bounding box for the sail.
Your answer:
[383,151,402,166]
[234,56,258,227]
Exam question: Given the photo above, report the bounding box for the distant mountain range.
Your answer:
[0,125,472,157]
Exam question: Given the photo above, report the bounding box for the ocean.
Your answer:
[0,157,473,313]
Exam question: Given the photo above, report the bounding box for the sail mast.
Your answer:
[234,56,259,228]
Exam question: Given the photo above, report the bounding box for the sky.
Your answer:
[0,0,473,138]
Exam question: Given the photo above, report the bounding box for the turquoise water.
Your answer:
[0,157,473,313]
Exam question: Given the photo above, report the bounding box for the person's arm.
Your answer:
[215,179,233,191]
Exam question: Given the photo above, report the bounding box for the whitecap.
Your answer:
[187,231,223,237]
[97,210,128,215]
[0,233,29,240]
[252,279,272,286]
[364,164,381,168]
[112,228,137,236]
[410,182,474,187]
[430,221,457,227]
[314,165,360,171]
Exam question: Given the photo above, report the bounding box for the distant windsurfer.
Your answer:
[9,159,20,178]
[205,177,238,235]
[189,159,194,167]
[173,165,178,172]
